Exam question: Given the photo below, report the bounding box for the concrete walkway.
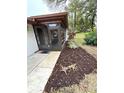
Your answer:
[27,51,48,75]
[27,51,61,93]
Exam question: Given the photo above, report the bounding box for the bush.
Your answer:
[68,32,76,40]
[67,40,79,49]
[84,31,97,46]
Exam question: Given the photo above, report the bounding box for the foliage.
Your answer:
[68,32,76,40]
[46,0,66,4]
[47,0,97,33]
[67,0,97,32]
[47,0,97,46]
[46,0,67,11]
[67,40,79,49]
[74,32,87,46]
[67,32,79,49]
[84,30,97,46]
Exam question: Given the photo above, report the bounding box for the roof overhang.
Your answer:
[27,12,68,28]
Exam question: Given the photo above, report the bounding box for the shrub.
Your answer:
[67,40,79,49]
[84,31,97,46]
[68,32,76,40]
[67,32,79,49]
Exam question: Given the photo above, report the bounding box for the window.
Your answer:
[48,23,57,27]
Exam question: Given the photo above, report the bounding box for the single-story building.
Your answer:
[27,12,68,56]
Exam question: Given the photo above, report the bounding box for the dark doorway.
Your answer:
[34,25,50,50]
[37,28,45,45]
[34,25,62,51]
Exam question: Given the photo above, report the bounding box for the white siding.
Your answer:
[65,29,69,41]
[27,24,39,56]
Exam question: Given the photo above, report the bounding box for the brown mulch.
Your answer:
[44,43,97,93]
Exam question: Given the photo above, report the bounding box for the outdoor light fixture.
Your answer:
[49,24,57,27]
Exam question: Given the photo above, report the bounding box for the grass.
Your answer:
[74,32,97,58]
[74,32,88,46]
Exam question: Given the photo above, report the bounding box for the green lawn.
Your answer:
[74,32,88,46]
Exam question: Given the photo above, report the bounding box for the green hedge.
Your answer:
[84,31,97,46]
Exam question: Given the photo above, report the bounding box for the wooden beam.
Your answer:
[28,12,67,19]
[27,12,68,28]
[35,17,65,22]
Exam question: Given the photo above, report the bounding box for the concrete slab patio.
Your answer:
[27,51,61,93]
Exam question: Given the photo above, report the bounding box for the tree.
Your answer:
[67,0,97,32]
[47,0,67,5]
[46,0,97,32]
[45,0,67,11]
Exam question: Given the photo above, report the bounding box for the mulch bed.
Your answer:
[44,42,97,93]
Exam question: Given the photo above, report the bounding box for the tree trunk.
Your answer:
[74,11,76,32]
[91,13,96,31]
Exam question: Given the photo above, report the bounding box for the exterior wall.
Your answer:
[27,24,39,56]
[65,29,69,41]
